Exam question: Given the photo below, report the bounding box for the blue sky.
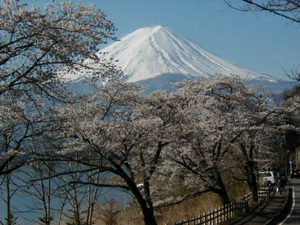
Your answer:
[30,0,300,80]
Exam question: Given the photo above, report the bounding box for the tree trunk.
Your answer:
[141,207,157,225]
[213,186,230,205]
[246,160,259,202]
[212,167,230,205]
[6,173,13,225]
[130,185,157,225]
[118,168,158,225]
[250,172,259,202]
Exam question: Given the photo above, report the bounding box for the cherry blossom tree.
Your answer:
[0,0,117,100]
[0,97,43,176]
[0,97,62,224]
[12,134,63,225]
[163,76,287,203]
[53,75,291,224]
[55,79,189,225]
[0,1,119,223]
[281,92,300,167]
[229,119,280,200]
[0,0,118,177]
[160,76,251,205]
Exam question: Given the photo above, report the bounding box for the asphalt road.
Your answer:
[280,178,300,225]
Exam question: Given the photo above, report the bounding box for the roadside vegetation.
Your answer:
[1,1,300,225]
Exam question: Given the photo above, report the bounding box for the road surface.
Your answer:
[280,178,300,224]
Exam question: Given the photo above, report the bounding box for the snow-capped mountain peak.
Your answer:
[98,25,277,83]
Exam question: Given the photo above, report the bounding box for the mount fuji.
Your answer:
[68,26,289,92]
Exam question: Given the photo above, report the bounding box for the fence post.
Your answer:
[225,204,227,221]
[234,202,237,216]
[223,206,225,222]
[206,212,211,225]
[222,205,224,222]
[245,200,249,214]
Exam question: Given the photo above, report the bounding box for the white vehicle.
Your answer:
[259,171,278,186]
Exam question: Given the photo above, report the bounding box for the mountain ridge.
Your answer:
[96,25,278,83]
[66,25,293,94]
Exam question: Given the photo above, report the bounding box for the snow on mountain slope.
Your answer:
[97,25,277,83]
